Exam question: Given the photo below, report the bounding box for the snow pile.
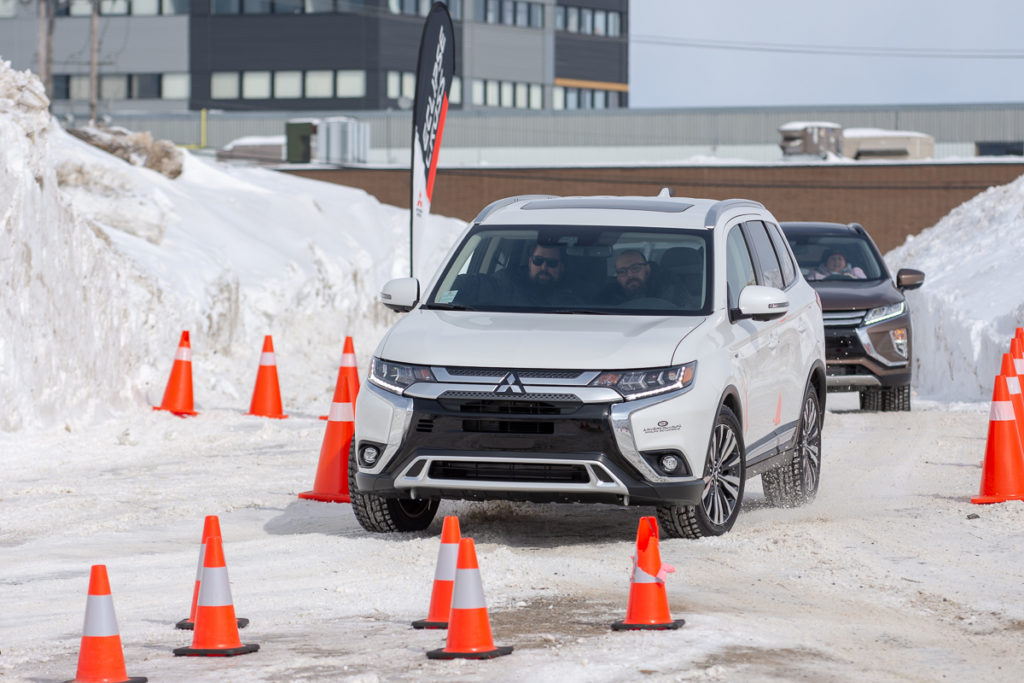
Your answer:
[887,175,1024,402]
[0,61,465,432]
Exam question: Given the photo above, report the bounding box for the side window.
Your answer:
[743,221,784,289]
[765,222,797,286]
[726,225,756,310]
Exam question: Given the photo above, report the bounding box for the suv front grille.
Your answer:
[437,392,582,415]
[822,310,867,327]
[428,460,589,483]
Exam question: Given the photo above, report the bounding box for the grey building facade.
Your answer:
[0,0,628,118]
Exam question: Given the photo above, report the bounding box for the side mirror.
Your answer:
[896,268,925,291]
[736,285,789,321]
[379,277,420,312]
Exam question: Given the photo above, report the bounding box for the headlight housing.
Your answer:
[590,362,696,401]
[863,301,905,326]
[369,358,435,394]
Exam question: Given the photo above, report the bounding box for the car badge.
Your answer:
[495,371,526,394]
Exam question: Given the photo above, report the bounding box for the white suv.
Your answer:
[351,191,826,538]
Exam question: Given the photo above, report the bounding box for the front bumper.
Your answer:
[823,314,911,390]
[353,381,707,507]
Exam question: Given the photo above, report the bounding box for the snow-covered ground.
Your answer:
[2,60,1024,681]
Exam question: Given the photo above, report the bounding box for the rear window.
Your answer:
[425,225,713,315]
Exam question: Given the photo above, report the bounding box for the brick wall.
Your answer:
[285,162,1024,253]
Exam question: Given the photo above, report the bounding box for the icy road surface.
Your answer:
[2,395,1023,682]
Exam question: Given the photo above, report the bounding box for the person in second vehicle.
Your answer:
[810,250,866,279]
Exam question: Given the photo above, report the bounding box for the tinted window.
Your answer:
[726,225,756,310]
[744,221,784,289]
[765,222,796,286]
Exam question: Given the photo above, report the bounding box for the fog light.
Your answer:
[891,328,908,358]
[660,455,680,473]
[362,446,380,466]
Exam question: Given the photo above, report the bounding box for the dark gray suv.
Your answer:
[781,222,924,411]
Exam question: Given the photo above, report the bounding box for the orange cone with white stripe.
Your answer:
[1011,337,1024,376]
[413,516,461,629]
[320,336,361,420]
[173,535,259,657]
[299,377,353,503]
[154,331,197,416]
[426,538,512,660]
[611,516,685,630]
[176,516,248,631]
[972,374,1024,504]
[247,335,287,418]
[1000,353,1024,449]
[68,565,147,683]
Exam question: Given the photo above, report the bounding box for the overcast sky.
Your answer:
[628,0,1024,109]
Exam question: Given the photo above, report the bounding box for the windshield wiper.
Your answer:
[547,308,615,315]
[424,302,477,311]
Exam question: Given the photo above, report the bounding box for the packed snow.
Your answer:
[2,60,1024,681]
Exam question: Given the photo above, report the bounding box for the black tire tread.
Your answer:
[348,441,439,533]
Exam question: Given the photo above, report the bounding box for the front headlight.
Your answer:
[590,362,696,401]
[863,301,905,326]
[369,358,435,394]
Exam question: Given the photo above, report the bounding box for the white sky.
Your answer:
[629,0,1024,108]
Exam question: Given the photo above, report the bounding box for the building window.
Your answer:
[306,70,334,98]
[514,0,527,26]
[100,0,128,15]
[500,80,513,106]
[69,0,92,15]
[0,0,16,17]
[529,83,542,109]
[401,71,415,99]
[336,70,365,98]
[69,75,91,99]
[274,0,303,13]
[450,75,462,104]
[211,72,240,99]
[100,75,128,100]
[131,0,160,15]
[162,73,189,99]
[579,7,592,34]
[131,74,161,99]
[553,5,563,30]
[211,0,240,13]
[242,71,271,99]
[607,10,620,36]
[565,87,578,109]
[552,85,564,110]
[274,71,302,98]
[500,0,513,24]
[51,75,71,100]
[471,79,484,106]
[242,0,271,13]
[529,1,542,27]
[514,82,527,109]
[566,6,578,32]
[593,89,606,109]
[593,9,605,35]
[386,71,401,99]
[485,79,499,106]
[306,0,333,13]
[160,0,188,13]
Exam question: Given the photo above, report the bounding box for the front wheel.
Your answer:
[658,405,746,539]
[763,384,822,507]
[349,441,440,533]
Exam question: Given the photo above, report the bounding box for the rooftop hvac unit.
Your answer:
[316,117,370,164]
[778,121,843,158]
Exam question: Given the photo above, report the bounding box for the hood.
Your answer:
[378,310,704,369]
[806,278,903,311]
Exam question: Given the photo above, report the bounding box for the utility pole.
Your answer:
[36,0,55,102]
[89,0,98,124]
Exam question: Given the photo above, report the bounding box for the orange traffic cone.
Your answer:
[247,335,287,418]
[612,516,685,630]
[1000,353,1024,449]
[154,331,197,416]
[299,376,353,503]
[972,374,1024,504]
[176,516,248,631]
[173,535,259,657]
[413,516,461,629]
[68,565,147,683]
[320,336,361,420]
[1011,337,1024,377]
[426,538,513,660]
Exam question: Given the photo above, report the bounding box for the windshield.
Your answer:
[425,224,712,315]
[785,233,886,281]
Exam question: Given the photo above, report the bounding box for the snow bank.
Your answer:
[887,174,1024,401]
[0,62,465,432]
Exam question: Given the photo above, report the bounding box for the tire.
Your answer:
[763,385,822,508]
[859,387,882,411]
[860,384,910,412]
[658,405,745,539]
[349,441,440,533]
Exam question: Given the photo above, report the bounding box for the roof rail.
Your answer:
[657,187,674,197]
[703,198,766,228]
[471,194,558,224]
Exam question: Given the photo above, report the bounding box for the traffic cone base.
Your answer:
[173,643,259,657]
[175,617,249,631]
[426,645,513,660]
[611,618,685,631]
[413,516,461,630]
[65,678,147,683]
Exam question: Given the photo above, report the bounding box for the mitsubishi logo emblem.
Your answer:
[494,371,526,394]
